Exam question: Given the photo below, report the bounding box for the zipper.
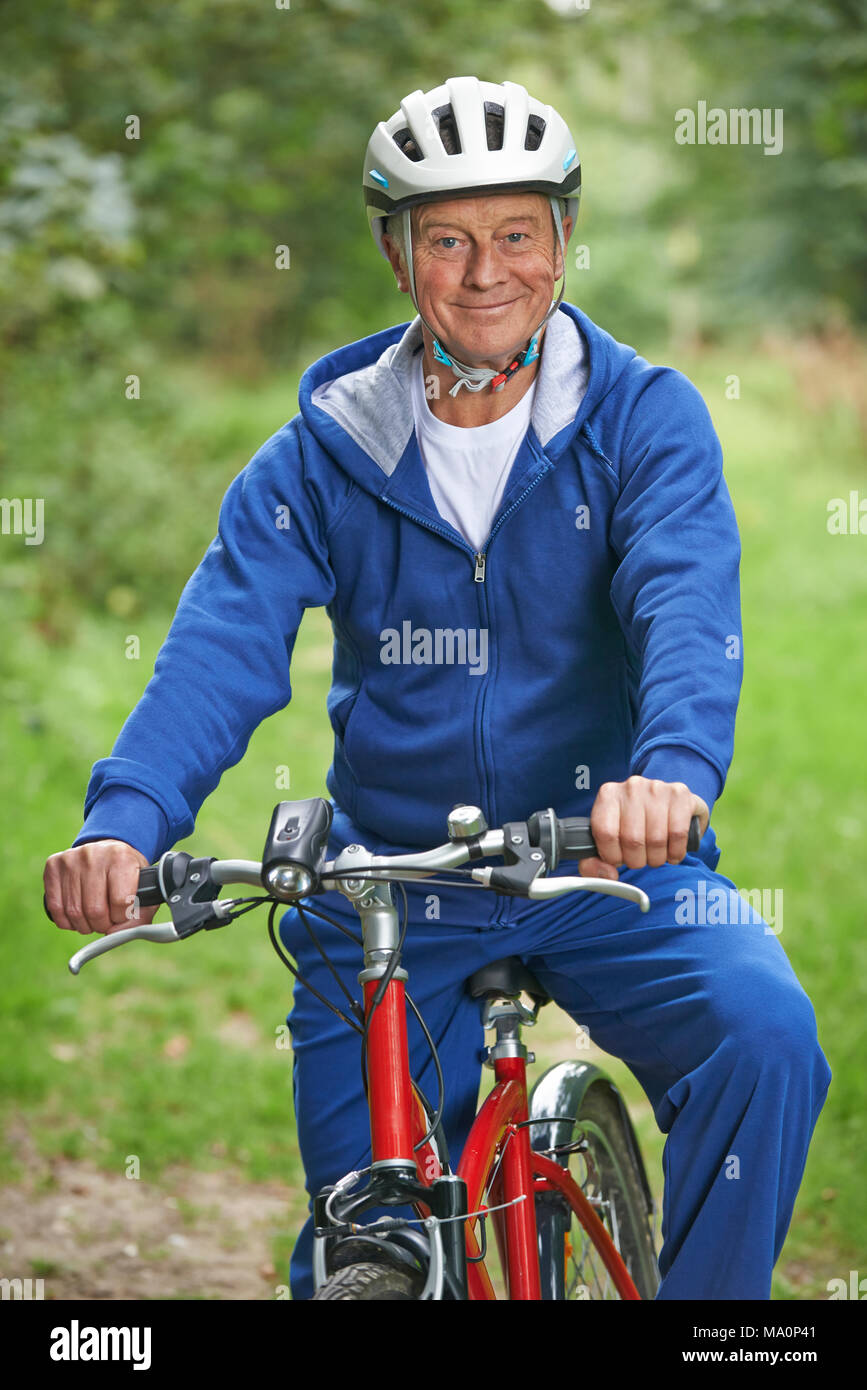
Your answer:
[378,491,494,894]
[379,460,552,929]
[381,450,552,584]
[378,494,477,569]
[470,459,553,583]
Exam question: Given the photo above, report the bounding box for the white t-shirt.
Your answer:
[409,355,537,553]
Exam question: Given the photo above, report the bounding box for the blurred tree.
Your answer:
[2,0,864,361]
[1,0,864,625]
[1,0,572,366]
[576,0,867,333]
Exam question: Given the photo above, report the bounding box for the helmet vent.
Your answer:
[524,114,547,151]
[392,127,424,162]
[431,103,462,155]
[483,102,505,150]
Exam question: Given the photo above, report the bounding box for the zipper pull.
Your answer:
[474,552,486,583]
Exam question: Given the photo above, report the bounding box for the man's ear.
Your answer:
[554,213,574,280]
[381,232,411,295]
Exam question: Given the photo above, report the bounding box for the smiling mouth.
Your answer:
[456,300,518,312]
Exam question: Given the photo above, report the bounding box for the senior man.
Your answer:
[45,77,830,1301]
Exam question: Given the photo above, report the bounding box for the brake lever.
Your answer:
[68,922,181,975]
[67,894,249,975]
[525,876,651,912]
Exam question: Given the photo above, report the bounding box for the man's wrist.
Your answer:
[73,786,170,865]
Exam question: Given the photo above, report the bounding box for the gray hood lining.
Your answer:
[310,308,589,478]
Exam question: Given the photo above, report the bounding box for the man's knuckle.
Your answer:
[593,825,618,843]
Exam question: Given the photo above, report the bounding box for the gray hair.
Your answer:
[385,212,407,264]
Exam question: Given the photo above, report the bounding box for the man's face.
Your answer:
[383,192,572,368]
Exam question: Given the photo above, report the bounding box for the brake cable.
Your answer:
[266,902,364,1036]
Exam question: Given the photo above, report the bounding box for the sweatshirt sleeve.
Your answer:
[72,422,338,863]
[607,368,743,820]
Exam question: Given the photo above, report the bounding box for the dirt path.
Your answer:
[0,1126,304,1300]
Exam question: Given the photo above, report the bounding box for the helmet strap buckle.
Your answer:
[490,333,541,392]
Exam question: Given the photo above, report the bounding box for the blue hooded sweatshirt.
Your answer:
[74,303,742,912]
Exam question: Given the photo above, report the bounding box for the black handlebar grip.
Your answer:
[554,816,596,861]
[529,811,703,863]
[136,865,165,906]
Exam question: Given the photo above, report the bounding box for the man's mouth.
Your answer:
[455,299,519,312]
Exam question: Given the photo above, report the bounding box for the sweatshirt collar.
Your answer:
[306,306,590,480]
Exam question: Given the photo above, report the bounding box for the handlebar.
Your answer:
[54,803,702,974]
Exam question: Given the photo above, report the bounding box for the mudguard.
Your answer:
[528,1060,655,1219]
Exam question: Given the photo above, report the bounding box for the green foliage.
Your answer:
[1,1,862,627]
[1,0,864,379]
[0,350,300,628]
[0,0,567,367]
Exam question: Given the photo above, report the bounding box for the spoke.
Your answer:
[566,1144,626,1300]
[609,1196,621,1257]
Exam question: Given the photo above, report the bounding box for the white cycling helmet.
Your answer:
[363,76,581,395]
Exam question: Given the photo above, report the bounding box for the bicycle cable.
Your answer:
[216,894,274,917]
[295,898,365,1027]
[325,864,488,888]
[251,876,450,1173]
[405,990,446,1159]
[266,901,364,1036]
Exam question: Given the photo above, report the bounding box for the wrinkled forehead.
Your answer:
[412,190,552,235]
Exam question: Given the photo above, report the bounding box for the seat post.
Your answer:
[481,997,537,1071]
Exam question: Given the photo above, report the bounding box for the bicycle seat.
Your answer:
[466,956,551,1009]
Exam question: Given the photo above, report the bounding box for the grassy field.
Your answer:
[1,332,864,1298]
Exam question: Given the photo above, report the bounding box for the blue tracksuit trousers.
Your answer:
[280,846,832,1300]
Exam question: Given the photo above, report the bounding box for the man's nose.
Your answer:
[464,241,509,290]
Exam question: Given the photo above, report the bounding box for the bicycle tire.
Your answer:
[311,1260,425,1301]
[534,1082,660,1300]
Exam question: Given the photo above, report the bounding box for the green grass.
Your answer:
[2,335,864,1298]
[0,602,333,1192]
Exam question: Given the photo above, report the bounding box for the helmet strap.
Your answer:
[402,200,568,397]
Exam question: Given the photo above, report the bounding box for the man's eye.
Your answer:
[505,232,526,243]
[438,236,460,249]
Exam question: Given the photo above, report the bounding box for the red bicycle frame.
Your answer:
[63,796,661,1299]
[363,973,641,1300]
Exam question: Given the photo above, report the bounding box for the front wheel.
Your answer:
[532,1070,660,1300]
[312,1259,425,1300]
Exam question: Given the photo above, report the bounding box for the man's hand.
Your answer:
[43,840,158,936]
[579,776,709,880]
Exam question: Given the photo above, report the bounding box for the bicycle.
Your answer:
[57,797,700,1301]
